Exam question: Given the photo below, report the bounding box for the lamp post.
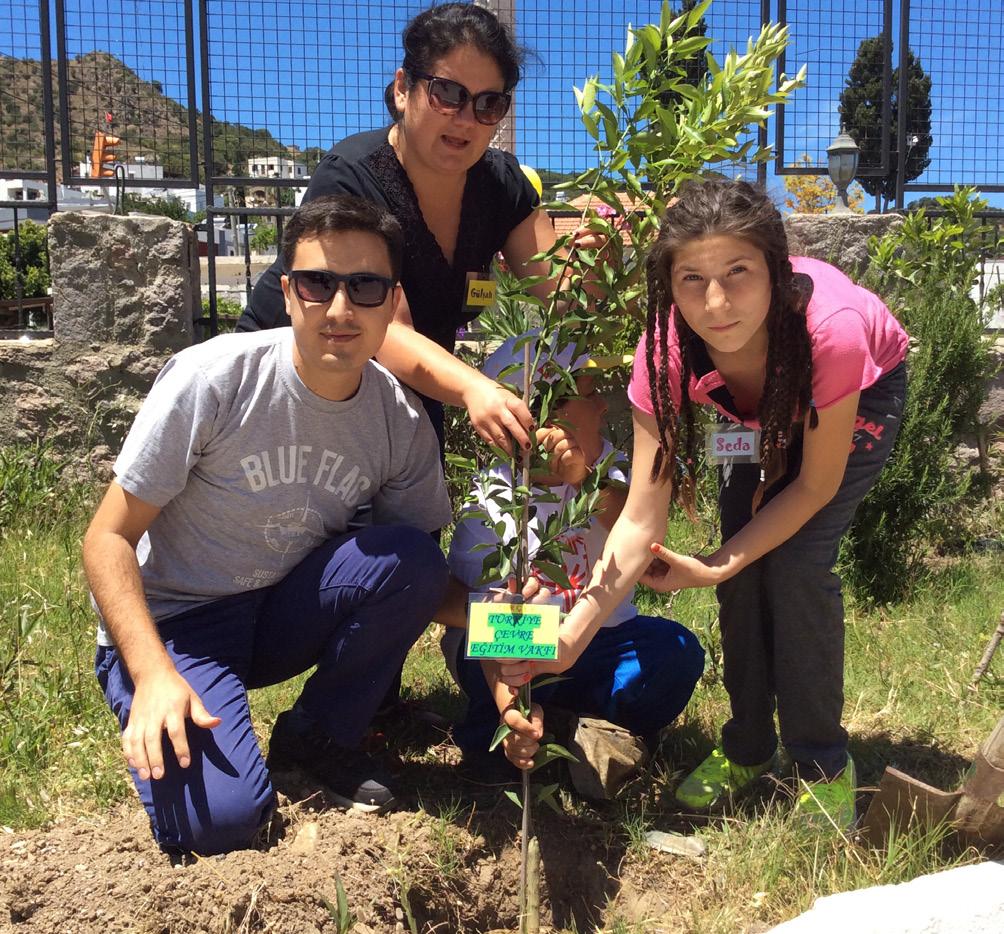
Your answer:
[826,127,860,214]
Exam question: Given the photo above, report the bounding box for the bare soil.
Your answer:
[0,752,703,934]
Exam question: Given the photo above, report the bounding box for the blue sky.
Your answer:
[4,0,1002,207]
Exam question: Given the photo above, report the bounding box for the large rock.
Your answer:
[784,213,903,278]
[767,860,1004,934]
[0,212,199,466]
[48,211,198,351]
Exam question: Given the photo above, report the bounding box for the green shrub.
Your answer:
[121,193,189,222]
[250,224,277,254]
[0,220,49,300]
[843,188,1000,603]
[201,296,244,334]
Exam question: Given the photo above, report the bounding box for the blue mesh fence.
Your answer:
[201,0,402,183]
[906,0,1003,192]
[776,0,888,173]
[0,0,53,179]
[58,0,197,184]
[0,2,1000,194]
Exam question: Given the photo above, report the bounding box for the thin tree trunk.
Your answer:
[525,836,541,934]
[969,610,1004,689]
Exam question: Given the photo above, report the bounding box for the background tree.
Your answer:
[839,36,933,210]
[0,221,49,300]
[249,224,277,254]
[908,196,1004,218]
[784,154,864,213]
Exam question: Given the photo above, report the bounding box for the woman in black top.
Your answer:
[240,3,587,452]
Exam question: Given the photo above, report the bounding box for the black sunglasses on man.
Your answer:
[288,269,395,307]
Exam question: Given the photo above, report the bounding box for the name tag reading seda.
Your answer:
[707,423,761,464]
[466,597,562,661]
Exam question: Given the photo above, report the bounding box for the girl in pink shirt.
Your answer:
[498,178,907,828]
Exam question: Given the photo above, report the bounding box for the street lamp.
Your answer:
[826,127,860,214]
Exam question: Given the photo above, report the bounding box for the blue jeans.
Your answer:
[96,524,448,854]
[451,614,706,753]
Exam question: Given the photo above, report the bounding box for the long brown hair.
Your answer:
[644,178,816,514]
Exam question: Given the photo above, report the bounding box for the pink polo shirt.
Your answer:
[627,256,908,427]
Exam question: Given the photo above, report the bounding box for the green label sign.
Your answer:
[465,601,561,660]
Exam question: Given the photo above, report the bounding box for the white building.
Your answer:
[0,178,48,203]
[0,181,114,230]
[246,155,307,180]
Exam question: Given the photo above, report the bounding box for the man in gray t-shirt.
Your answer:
[83,195,452,855]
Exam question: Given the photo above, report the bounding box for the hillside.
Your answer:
[0,50,324,181]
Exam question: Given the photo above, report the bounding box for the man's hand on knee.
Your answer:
[123,665,221,781]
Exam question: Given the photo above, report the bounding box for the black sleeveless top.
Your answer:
[238,128,538,352]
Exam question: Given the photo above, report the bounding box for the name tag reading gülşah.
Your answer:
[707,425,761,464]
[464,272,497,310]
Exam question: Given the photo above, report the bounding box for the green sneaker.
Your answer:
[674,746,775,810]
[794,756,857,830]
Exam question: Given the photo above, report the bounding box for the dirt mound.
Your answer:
[0,778,645,933]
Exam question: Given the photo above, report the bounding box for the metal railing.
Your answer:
[0,0,1000,336]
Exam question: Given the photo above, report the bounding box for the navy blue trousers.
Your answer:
[451,614,706,754]
[96,524,448,855]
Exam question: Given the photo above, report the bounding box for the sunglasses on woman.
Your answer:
[288,269,395,307]
[409,71,512,126]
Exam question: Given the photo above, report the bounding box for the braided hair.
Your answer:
[644,178,816,515]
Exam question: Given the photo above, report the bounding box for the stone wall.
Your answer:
[785,212,903,277]
[0,212,198,472]
[0,211,897,471]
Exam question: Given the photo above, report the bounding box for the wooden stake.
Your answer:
[526,835,541,934]
[969,610,1004,690]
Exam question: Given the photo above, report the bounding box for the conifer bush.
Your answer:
[843,188,1000,603]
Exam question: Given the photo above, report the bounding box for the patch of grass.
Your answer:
[420,796,468,879]
[0,440,94,535]
[677,803,977,933]
[1,434,1001,930]
[619,800,653,860]
[0,446,122,828]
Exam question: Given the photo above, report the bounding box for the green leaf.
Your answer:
[504,789,523,809]
[489,722,513,752]
[534,783,564,815]
[543,742,579,764]
[531,744,580,773]
[531,559,572,591]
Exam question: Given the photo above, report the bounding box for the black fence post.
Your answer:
[758,0,769,186]
[895,0,910,211]
[40,0,58,213]
[199,0,217,339]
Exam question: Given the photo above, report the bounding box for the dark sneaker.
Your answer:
[266,710,397,813]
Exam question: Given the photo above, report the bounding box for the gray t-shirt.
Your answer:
[101,328,451,642]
